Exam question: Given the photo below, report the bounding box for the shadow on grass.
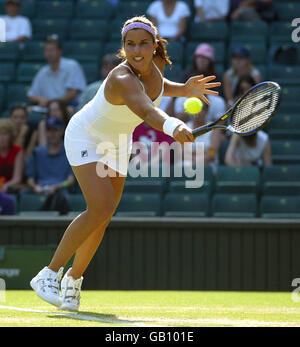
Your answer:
[47,310,148,326]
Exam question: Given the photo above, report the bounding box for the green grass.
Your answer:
[0,291,299,327]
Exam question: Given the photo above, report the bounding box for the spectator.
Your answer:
[179,102,220,167]
[37,99,69,146]
[147,0,191,41]
[24,117,75,214]
[182,43,218,92]
[77,54,121,110]
[9,104,37,159]
[225,131,272,167]
[27,35,87,110]
[0,191,16,215]
[255,0,277,23]
[230,0,261,21]
[0,118,24,193]
[223,46,261,108]
[0,0,32,42]
[194,0,230,22]
[233,75,256,101]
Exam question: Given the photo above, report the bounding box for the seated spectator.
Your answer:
[223,46,261,108]
[225,131,272,167]
[179,102,220,167]
[182,43,219,94]
[9,104,37,159]
[147,0,191,41]
[37,99,69,146]
[0,118,24,193]
[233,75,256,101]
[27,35,87,110]
[194,0,230,22]
[24,117,75,214]
[230,0,261,21]
[256,0,277,22]
[0,0,32,42]
[77,54,121,110]
[0,191,16,215]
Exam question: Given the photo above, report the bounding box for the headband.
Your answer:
[122,22,156,41]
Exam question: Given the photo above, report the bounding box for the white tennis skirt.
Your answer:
[64,118,131,176]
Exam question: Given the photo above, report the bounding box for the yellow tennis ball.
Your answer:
[184,97,203,115]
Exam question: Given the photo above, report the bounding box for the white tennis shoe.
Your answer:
[59,268,83,312]
[30,267,64,307]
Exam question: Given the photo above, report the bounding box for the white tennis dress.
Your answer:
[64,62,164,175]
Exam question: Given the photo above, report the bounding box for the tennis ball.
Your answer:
[184,97,203,115]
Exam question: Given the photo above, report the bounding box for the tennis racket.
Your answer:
[192,81,282,138]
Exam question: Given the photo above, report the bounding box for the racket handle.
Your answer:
[192,124,226,138]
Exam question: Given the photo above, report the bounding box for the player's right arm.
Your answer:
[105,70,194,145]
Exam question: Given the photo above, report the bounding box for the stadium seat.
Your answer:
[6,84,30,108]
[66,194,86,212]
[228,42,267,64]
[211,194,257,218]
[18,194,47,212]
[19,0,36,19]
[109,19,124,41]
[187,21,228,42]
[0,42,19,62]
[21,41,45,62]
[63,41,103,63]
[69,19,108,41]
[215,166,260,195]
[0,84,4,112]
[274,2,300,22]
[267,65,300,86]
[267,113,300,140]
[123,177,167,194]
[260,195,300,219]
[163,193,210,217]
[262,165,300,196]
[103,42,122,56]
[268,44,300,66]
[75,1,114,19]
[230,21,268,43]
[36,1,74,19]
[16,63,44,83]
[166,41,184,65]
[81,62,100,84]
[271,140,300,165]
[185,42,226,67]
[32,19,69,40]
[116,1,150,20]
[269,22,294,44]
[0,63,15,82]
[115,193,162,217]
[164,63,183,83]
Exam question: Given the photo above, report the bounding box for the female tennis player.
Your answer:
[30,16,221,311]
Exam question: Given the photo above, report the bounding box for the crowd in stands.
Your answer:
[0,0,296,215]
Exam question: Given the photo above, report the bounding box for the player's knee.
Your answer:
[86,197,116,225]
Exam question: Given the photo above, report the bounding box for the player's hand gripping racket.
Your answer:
[192,81,282,138]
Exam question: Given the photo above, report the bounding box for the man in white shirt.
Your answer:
[28,35,87,108]
[0,0,32,42]
[194,0,229,22]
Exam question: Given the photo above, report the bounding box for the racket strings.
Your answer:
[231,84,280,134]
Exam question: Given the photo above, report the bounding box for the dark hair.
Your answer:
[234,75,256,98]
[45,34,62,50]
[9,104,28,117]
[118,16,172,67]
[47,99,69,127]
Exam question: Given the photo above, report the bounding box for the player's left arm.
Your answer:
[163,75,221,105]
